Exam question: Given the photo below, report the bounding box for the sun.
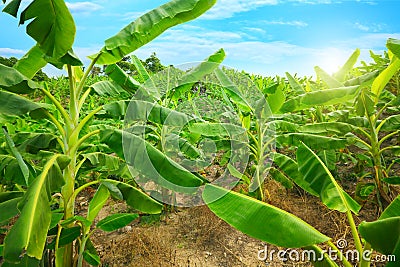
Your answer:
[318,49,349,75]
[319,55,343,75]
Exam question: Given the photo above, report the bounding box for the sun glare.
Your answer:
[319,53,345,75]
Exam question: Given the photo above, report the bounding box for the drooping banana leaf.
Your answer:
[91,81,129,98]
[214,68,253,113]
[280,86,360,113]
[371,57,400,104]
[13,45,47,79]
[285,72,305,94]
[277,133,348,150]
[333,48,360,82]
[104,64,141,94]
[90,0,216,64]
[0,191,24,223]
[0,64,41,94]
[18,0,76,59]
[298,122,356,135]
[3,154,70,263]
[2,127,30,185]
[125,100,192,126]
[314,66,344,89]
[99,128,204,192]
[296,143,361,213]
[170,48,226,101]
[203,184,330,248]
[271,152,318,196]
[0,91,46,117]
[102,180,163,214]
[358,195,400,267]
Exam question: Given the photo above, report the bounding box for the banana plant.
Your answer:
[203,142,400,267]
[0,0,216,266]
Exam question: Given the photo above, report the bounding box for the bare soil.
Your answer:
[86,179,385,267]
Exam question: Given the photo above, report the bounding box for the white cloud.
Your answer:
[203,0,278,19]
[66,2,103,13]
[0,48,26,55]
[353,22,385,33]
[202,0,341,20]
[243,27,267,34]
[261,20,308,27]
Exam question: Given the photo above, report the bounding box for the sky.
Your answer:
[1,0,400,77]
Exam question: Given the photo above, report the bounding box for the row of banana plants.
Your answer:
[1,0,399,266]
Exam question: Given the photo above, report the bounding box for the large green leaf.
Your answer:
[267,120,299,133]
[296,144,361,213]
[298,122,356,135]
[0,91,45,116]
[13,45,47,79]
[285,72,305,94]
[0,155,28,185]
[277,133,348,150]
[83,238,101,266]
[81,152,121,172]
[379,114,400,131]
[102,180,162,214]
[371,57,400,104]
[102,100,130,118]
[0,192,23,223]
[87,185,110,222]
[358,217,400,267]
[380,195,400,220]
[104,64,141,94]
[203,184,330,248]
[272,152,318,196]
[2,0,23,17]
[280,86,360,113]
[188,123,246,137]
[171,48,226,101]
[314,66,344,89]
[214,68,253,113]
[0,64,40,94]
[56,226,81,247]
[91,81,129,97]
[2,127,30,185]
[131,55,151,82]
[3,154,69,263]
[91,0,216,64]
[99,127,204,191]
[387,38,400,59]
[1,254,40,267]
[344,70,379,86]
[267,84,285,114]
[358,194,400,267]
[19,0,75,58]
[125,100,192,126]
[122,130,204,191]
[96,213,138,232]
[333,48,360,82]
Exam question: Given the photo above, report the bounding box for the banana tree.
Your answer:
[203,142,400,267]
[0,0,216,266]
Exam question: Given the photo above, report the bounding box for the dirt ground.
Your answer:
[87,179,385,267]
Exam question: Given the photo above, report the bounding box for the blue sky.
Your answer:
[1,0,400,77]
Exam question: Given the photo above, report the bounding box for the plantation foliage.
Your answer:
[0,0,400,267]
